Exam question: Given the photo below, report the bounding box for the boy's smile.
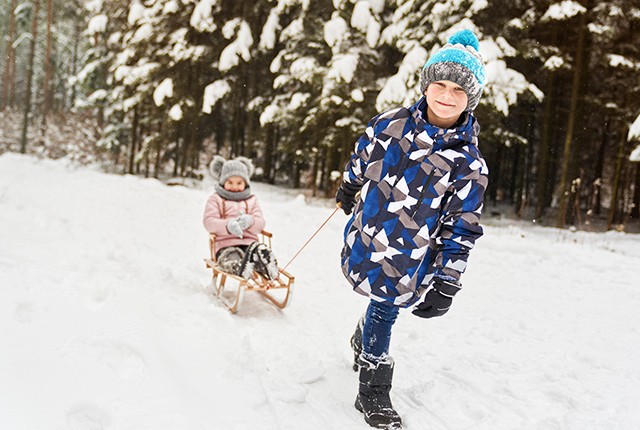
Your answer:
[424,80,468,128]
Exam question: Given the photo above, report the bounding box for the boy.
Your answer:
[336,29,489,429]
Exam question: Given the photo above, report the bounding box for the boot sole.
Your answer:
[354,395,403,429]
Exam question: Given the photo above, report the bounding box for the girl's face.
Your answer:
[223,176,246,192]
[424,80,468,128]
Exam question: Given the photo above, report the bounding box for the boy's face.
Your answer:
[223,176,246,192]
[424,80,468,128]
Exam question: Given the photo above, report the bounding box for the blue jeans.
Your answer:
[362,299,400,360]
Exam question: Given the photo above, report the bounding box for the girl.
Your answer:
[203,156,278,280]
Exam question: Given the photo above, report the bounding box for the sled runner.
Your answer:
[204,231,294,314]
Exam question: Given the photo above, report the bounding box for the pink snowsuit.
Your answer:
[203,194,266,250]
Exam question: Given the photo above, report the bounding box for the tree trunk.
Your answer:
[310,148,319,196]
[509,144,520,208]
[591,119,609,215]
[512,144,523,216]
[68,15,82,109]
[180,119,192,177]
[535,71,555,219]
[556,7,588,228]
[41,0,54,123]
[154,121,163,178]
[263,124,275,183]
[129,107,139,174]
[318,146,328,193]
[489,144,504,207]
[631,163,640,219]
[607,125,628,230]
[2,0,18,109]
[20,0,42,154]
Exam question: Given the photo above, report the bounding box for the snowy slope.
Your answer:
[1,153,639,430]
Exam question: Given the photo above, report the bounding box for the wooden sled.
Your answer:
[204,231,294,314]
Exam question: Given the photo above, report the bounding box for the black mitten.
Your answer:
[336,182,361,215]
[412,278,461,319]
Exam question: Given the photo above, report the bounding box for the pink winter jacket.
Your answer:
[203,193,266,250]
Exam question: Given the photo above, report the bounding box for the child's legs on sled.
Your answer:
[239,242,279,280]
[216,245,248,275]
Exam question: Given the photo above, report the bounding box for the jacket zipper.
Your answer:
[411,168,436,220]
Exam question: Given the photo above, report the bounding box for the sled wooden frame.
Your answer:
[204,231,294,314]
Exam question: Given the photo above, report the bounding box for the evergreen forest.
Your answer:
[2,0,640,230]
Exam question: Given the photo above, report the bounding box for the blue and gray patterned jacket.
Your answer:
[340,97,488,307]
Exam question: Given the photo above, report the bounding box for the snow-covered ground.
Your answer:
[1,153,639,430]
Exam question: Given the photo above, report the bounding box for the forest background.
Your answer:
[1,0,640,231]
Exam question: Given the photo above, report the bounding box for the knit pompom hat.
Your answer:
[209,156,255,186]
[420,29,486,111]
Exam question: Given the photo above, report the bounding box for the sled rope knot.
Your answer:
[281,204,341,273]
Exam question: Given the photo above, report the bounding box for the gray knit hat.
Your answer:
[209,155,255,186]
[420,29,486,111]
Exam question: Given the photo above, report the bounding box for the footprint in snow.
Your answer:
[67,403,110,430]
[15,301,48,323]
[74,338,149,381]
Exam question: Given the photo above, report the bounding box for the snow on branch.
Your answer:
[327,54,358,84]
[351,1,381,47]
[629,114,640,140]
[202,80,231,113]
[325,13,348,49]
[218,20,254,72]
[191,0,218,33]
[290,57,320,83]
[259,10,280,51]
[482,37,543,116]
[87,15,108,34]
[544,55,566,71]
[376,46,427,111]
[153,79,174,107]
[163,1,179,14]
[114,62,160,87]
[128,2,146,26]
[169,104,183,121]
[541,1,586,22]
[260,104,280,126]
[608,54,640,69]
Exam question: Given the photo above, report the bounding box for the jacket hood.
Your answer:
[409,97,480,151]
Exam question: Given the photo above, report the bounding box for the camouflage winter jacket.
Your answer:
[340,97,488,307]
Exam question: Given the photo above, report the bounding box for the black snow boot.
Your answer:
[350,316,364,371]
[237,242,260,279]
[355,358,403,429]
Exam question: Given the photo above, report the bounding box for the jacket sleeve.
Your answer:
[342,114,381,188]
[246,196,266,236]
[434,155,489,283]
[203,195,229,235]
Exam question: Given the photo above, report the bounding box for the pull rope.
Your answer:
[281,205,342,273]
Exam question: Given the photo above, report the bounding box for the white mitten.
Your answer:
[237,214,254,230]
[226,219,244,238]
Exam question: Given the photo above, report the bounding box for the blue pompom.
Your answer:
[448,29,480,51]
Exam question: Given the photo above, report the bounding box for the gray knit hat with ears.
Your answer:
[209,156,255,186]
[420,29,486,111]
